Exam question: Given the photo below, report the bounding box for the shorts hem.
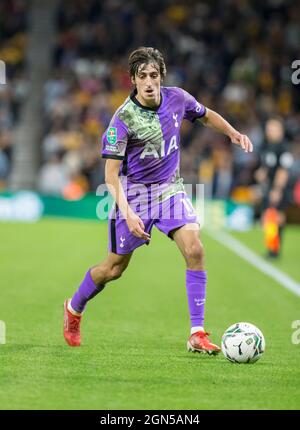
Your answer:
[165,221,200,240]
[108,239,150,255]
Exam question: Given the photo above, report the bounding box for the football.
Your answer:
[221,322,265,363]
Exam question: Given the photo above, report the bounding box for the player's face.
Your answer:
[132,63,161,108]
[265,119,284,143]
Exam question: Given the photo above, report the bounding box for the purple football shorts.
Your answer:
[108,190,199,255]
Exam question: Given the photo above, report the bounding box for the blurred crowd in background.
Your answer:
[0,0,300,208]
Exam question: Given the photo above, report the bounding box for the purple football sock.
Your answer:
[70,269,105,313]
[186,269,207,328]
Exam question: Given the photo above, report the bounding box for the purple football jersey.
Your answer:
[101,87,206,186]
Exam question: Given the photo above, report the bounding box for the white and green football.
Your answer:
[221,322,265,364]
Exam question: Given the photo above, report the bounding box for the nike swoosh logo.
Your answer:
[194,299,206,306]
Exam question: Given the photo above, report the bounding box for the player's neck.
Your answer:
[135,92,161,109]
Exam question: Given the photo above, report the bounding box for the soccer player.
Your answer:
[64,47,253,353]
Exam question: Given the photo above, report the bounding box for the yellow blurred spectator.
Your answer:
[231,186,256,204]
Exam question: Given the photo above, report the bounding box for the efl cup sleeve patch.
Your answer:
[101,117,129,159]
[106,127,117,145]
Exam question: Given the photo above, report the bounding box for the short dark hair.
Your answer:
[128,47,167,79]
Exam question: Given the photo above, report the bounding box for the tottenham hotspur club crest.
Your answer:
[120,236,125,248]
[173,113,179,128]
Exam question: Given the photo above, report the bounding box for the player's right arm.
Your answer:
[105,159,150,241]
[102,111,150,241]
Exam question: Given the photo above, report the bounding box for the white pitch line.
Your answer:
[204,228,300,298]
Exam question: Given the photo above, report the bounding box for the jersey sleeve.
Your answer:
[181,88,207,122]
[101,114,129,160]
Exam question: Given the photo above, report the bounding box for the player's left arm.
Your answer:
[199,108,253,153]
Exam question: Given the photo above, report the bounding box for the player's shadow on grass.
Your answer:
[0,344,45,353]
[0,344,76,354]
[184,354,223,362]
[181,354,269,366]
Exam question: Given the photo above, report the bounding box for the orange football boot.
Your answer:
[187,331,221,355]
[63,299,82,347]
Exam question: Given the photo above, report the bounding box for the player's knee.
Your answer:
[185,241,204,264]
[109,263,127,281]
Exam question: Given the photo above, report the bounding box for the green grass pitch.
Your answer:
[0,219,300,410]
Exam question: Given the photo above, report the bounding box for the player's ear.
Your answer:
[131,75,136,85]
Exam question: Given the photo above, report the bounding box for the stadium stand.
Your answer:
[0,0,299,211]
